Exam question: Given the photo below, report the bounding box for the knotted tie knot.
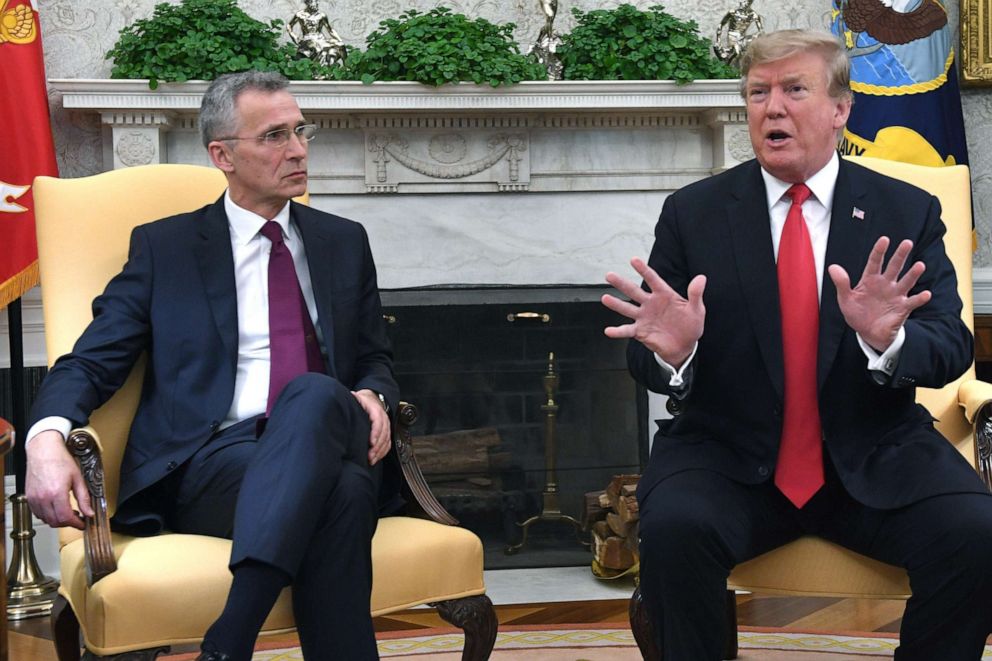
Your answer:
[260,220,284,248]
[786,182,812,207]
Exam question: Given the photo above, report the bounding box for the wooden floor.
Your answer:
[8,594,906,660]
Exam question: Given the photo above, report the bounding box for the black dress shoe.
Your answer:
[194,651,232,661]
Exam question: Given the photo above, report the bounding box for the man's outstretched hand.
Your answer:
[828,237,931,353]
[602,257,706,369]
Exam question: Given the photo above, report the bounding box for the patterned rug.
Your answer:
[163,624,992,659]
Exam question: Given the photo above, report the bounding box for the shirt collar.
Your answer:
[224,190,292,247]
[760,151,839,212]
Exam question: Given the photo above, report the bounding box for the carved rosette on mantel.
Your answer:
[52,80,748,194]
[100,111,172,170]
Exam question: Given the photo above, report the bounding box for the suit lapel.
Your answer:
[727,162,785,400]
[194,197,239,369]
[818,159,869,389]
[293,203,338,378]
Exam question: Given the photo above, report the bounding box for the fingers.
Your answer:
[29,485,85,530]
[631,257,677,299]
[905,289,932,312]
[352,389,392,465]
[862,237,890,280]
[686,274,707,313]
[882,239,914,280]
[367,408,391,465]
[603,323,637,339]
[604,271,647,304]
[73,471,95,519]
[895,261,926,296]
[601,293,641,321]
[827,264,852,294]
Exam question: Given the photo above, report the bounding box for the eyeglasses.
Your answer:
[219,123,318,148]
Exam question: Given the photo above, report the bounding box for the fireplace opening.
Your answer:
[383,286,648,569]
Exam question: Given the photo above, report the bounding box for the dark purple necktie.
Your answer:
[260,220,324,415]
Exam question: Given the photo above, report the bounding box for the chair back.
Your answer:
[846,156,975,465]
[34,164,242,543]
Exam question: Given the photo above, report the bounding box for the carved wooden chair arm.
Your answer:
[960,378,992,489]
[394,401,458,525]
[65,426,117,586]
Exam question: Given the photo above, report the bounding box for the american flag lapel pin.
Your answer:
[852,207,865,221]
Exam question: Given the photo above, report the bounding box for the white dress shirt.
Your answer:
[223,191,323,428]
[27,191,323,444]
[658,152,904,385]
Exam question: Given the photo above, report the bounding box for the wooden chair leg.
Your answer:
[52,594,82,661]
[723,589,738,660]
[629,585,661,661]
[434,594,499,661]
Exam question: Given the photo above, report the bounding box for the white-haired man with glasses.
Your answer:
[25,70,399,660]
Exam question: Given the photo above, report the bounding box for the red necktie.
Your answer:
[774,183,824,508]
[261,221,324,415]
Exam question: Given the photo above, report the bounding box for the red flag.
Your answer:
[0,1,58,309]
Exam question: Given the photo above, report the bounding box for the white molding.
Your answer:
[974,268,992,314]
[51,78,746,114]
[0,286,48,368]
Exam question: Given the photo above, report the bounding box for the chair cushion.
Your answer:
[727,536,910,599]
[60,516,486,655]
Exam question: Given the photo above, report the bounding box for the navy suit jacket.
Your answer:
[631,158,989,510]
[30,196,401,514]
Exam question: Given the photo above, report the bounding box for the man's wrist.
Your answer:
[26,417,72,449]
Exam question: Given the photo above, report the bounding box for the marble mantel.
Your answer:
[52,78,749,189]
[50,78,750,293]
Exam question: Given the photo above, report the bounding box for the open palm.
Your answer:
[828,237,931,352]
[602,257,706,367]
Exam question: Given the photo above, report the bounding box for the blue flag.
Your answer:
[831,0,969,167]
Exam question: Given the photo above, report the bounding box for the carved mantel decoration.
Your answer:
[52,79,748,194]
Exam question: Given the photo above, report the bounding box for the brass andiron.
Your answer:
[7,494,58,619]
[506,352,587,554]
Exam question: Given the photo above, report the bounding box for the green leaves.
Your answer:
[107,1,736,88]
[558,3,738,83]
[333,7,545,87]
[106,0,335,88]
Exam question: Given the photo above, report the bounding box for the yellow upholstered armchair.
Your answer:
[33,164,497,661]
[629,156,992,659]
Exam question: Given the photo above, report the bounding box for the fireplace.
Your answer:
[382,286,647,569]
[50,79,742,568]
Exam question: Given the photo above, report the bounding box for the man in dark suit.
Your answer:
[603,30,992,660]
[25,71,397,660]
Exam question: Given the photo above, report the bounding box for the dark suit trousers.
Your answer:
[165,373,381,660]
[638,461,992,661]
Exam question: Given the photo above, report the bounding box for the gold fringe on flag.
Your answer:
[0,261,39,310]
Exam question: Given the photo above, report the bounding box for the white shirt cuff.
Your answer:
[25,416,73,448]
[857,326,905,375]
[654,342,698,388]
